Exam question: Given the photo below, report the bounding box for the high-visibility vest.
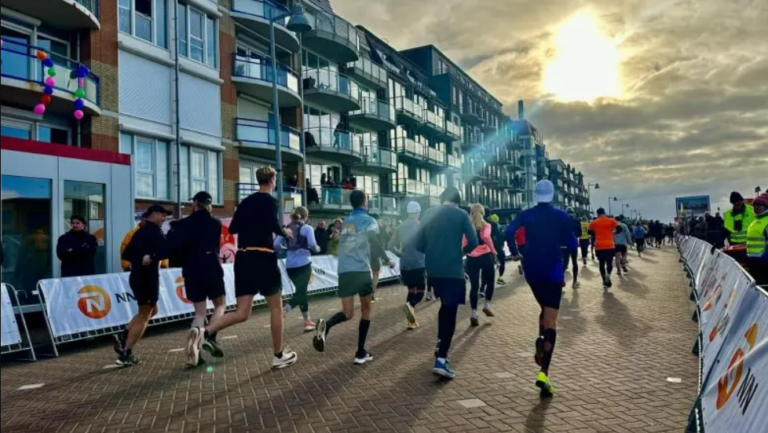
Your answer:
[580,221,590,240]
[746,216,768,258]
[724,204,755,245]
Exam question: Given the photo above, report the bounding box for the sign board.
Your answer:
[676,195,711,219]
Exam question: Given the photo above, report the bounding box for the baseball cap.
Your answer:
[141,204,173,219]
[407,201,422,214]
[534,180,554,204]
[191,191,213,205]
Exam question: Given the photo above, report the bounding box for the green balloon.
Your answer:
[47,68,56,77]
[75,89,85,98]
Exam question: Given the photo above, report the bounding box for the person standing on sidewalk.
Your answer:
[465,204,498,327]
[590,208,619,289]
[57,215,98,278]
[390,201,426,330]
[504,180,578,397]
[415,187,478,380]
[116,205,172,366]
[312,190,393,365]
[275,206,321,333]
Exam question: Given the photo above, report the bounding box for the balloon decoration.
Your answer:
[33,48,56,116]
[72,65,89,121]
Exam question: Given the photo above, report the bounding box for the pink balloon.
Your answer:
[78,78,85,88]
[45,77,56,87]
[74,109,84,120]
[34,103,46,115]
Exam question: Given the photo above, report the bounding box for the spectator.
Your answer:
[56,215,98,278]
[287,175,299,189]
[694,216,708,240]
[328,218,342,256]
[307,179,319,205]
[315,220,329,255]
[342,177,353,190]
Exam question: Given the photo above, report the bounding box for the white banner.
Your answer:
[1,284,22,347]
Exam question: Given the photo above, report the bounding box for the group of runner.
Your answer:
[117,167,655,398]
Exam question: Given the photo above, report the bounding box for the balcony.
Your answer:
[395,179,427,197]
[426,147,446,167]
[305,127,362,163]
[349,98,396,132]
[232,55,301,107]
[462,133,484,149]
[392,96,425,127]
[2,0,99,30]
[490,150,512,166]
[427,184,444,199]
[235,118,303,162]
[444,119,462,141]
[303,68,360,112]
[460,106,483,126]
[1,40,100,115]
[447,154,462,171]
[462,159,487,182]
[356,145,398,175]
[483,168,501,186]
[231,0,300,52]
[419,109,446,136]
[369,195,400,217]
[308,187,354,212]
[345,58,387,90]
[303,10,359,64]
[238,184,303,206]
[393,137,426,161]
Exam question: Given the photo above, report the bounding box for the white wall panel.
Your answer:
[237,97,269,121]
[180,73,222,137]
[119,50,172,125]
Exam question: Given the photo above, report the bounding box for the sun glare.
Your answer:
[544,11,621,102]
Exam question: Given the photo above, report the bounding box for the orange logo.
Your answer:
[77,285,112,319]
[717,324,758,410]
[175,277,192,304]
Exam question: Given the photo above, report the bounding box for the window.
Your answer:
[37,125,70,145]
[178,3,218,68]
[120,133,170,200]
[119,0,131,33]
[180,146,221,204]
[135,0,153,42]
[1,118,32,140]
[118,0,168,48]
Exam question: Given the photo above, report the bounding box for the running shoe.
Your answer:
[572,281,581,289]
[407,322,419,330]
[518,265,524,275]
[497,278,507,287]
[353,352,374,365]
[402,303,417,326]
[536,372,557,396]
[202,333,224,358]
[583,257,587,265]
[313,319,327,352]
[371,295,378,304]
[470,315,480,327]
[479,290,486,299]
[535,337,544,367]
[112,330,127,355]
[425,293,434,302]
[482,305,495,317]
[271,351,298,370]
[623,266,629,273]
[607,278,613,288]
[116,352,141,367]
[303,320,317,332]
[186,327,203,367]
[433,359,457,379]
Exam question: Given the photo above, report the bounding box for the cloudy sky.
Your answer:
[333,0,767,221]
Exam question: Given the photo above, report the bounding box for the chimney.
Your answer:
[518,100,525,120]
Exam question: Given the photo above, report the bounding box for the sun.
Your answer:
[543,10,621,102]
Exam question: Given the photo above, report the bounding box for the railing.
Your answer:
[392,96,424,122]
[347,58,386,84]
[238,183,303,204]
[360,145,398,168]
[427,147,445,165]
[395,179,427,196]
[310,187,354,209]
[303,68,359,101]
[427,184,443,198]
[232,0,293,28]
[447,154,461,169]
[76,0,99,17]
[305,10,359,51]
[233,54,299,93]
[235,118,301,152]
[305,127,360,155]
[0,39,100,106]
[445,119,462,138]
[393,137,426,158]
[423,109,445,131]
[350,97,395,123]
[369,194,399,215]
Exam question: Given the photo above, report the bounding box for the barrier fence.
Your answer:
[0,284,36,361]
[33,253,401,358]
[677,235,767,433]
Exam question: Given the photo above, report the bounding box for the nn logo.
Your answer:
[77,285,112,319]
[175,276,191,304]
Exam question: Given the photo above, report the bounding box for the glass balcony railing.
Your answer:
[232,0,293,27]
[369,194,399,215]
[235,118,301,152]
[392,137,426,158]
[0,39,100,106]
[350,97,395,123]
[238,183,303,204]
[233,54,299,93]
[75,0,99,16]
[428,184,443,198]
[424,110,445,131]
[427,147,445,165]
[305,10,359,51]
[311,187,354,210]
[347,58,386,84]
[446,119,462,137]
[392,96,425,122]
[305,126,359,154]
[303,67,359,101]
[360,145,398,168]
[447,155,461,169]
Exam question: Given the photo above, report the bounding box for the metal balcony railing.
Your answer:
[233,54,299,93]
[303,67,359,101]
[392,96,425,122]
[346,58,386,83]
[305,126,359,154]
[350,97,395,123]
[305,10,359,51]
[237,183,303,204]
[235,118,301,152]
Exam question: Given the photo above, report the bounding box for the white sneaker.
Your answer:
[272,351,298,370]
[572,281,581,289]
[186,328,202,367]
[354,352,373,365]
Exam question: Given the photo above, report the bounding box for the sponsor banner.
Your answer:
[699,286,768,432]
[0,284,22,347]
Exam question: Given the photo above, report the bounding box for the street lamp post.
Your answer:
[270,3,312,218]
[608,196,618,215]
[587,182,600,214]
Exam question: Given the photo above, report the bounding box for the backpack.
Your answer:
[287,221,309,251]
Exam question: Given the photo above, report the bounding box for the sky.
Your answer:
[332,0,767,221]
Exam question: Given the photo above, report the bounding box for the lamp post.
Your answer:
[587,182,600,214]
[608,196,618,215]
[622,203,631,217]
[270,3,312,218]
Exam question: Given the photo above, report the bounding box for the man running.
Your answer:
[561,208,582,289]
[197,166,297,370]
[589,208,619,289]
[579,218,591,265]
[633,222,647,258]
[313,190,393,365]
[489,214,507,286]
[614,216,632,275]
[505,180,578,397]
[515,226,527,276]
[390,201,426,330]
[416,187,477,379]
[116,204,172,366]
[171,192,227,368]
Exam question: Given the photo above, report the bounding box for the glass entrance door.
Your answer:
[63,181,107,275]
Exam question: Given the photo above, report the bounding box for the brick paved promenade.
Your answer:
[1,246,698,433]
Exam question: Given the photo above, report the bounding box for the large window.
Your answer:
[1,117,71,145]
[180,146,221,204]
[177,3,218,68]
[120,133,170,200]
[63,181,107,275]
[118,0,168,48]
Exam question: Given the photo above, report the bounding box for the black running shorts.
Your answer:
[529,281,563,310]
[428,277,466,307]
[615,245,628,254]
[184,267,226,304]
[129,271,159,307]
[401,268,426,290]
[337,272,373,298]
[234,250,282,298]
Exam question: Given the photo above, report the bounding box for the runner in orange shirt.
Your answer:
[589,208,619,289]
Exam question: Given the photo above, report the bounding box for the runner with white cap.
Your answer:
[505,180,578,397]
[389,201,426,329]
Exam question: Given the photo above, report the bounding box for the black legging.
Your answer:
[561,248,579,283]
[596,249,615,280]
[467,254,495,309]
[287,263,312,313]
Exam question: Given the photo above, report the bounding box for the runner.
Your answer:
[196,166,297,370]
[561,208,582,289]
[116,204,172,366]
[170,192,227,368]
[665,224,675,245]
[589,208,619,289]
[614,216,632,276]
[465,204,498,327]
[312,190,393,365]
[633,222,647,258]
[489,214,507,287]
[515,226,527,276]
[589,219,597,261]
[654,220,665,248]
[505,180,578,397]
[389,201,426,330]
[579,218,591,265]
[275,206,321,333]
[415,187,477,379]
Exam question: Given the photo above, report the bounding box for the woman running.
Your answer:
[463,204,498,326]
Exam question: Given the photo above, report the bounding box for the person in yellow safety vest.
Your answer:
[120,221,170,271]
[723,191,755,246]
[746,193,768,286]
[579,219,591,265]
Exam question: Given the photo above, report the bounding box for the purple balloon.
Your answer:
[74,98,85,110]
[43,86,54,95]
[43,58,54,68]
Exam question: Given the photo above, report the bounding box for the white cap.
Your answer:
[407,201,422,214]
[534,180,555,203]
